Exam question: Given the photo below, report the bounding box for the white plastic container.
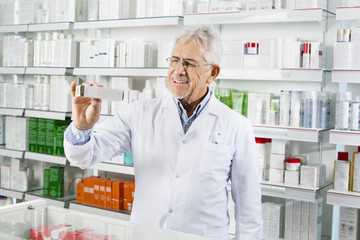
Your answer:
[285,158,301,171]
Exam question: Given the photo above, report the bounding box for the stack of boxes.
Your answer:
[269,139,287,183]
[1,158,31,191]
[43,166,64,198]
[76,176,135,212]
[262,202,284,239]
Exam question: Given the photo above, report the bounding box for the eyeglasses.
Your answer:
[166,57,212,71]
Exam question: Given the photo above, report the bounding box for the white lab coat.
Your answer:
[64,91,263,240]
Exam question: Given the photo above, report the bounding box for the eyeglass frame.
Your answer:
[166,56,212,71]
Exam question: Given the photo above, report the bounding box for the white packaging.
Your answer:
[41,76,50,111]
[309,197,323,240]
[108,0,119,19]
[269,203,284,239]
[300,201,310,240]
[310,42,324,69]
[262,202,272,239]
[300,165,326,188]
[49,76,73,112]
[157,41,173,67]
[0,116,5,144]
[352,153,360,192]
[222,40,245,55]
[271,139,288,155]
[339,207,360,240]
[351,41,360,69]
[0,165,11,189]
[269,168,284,183]
[351,27,360,42]
[270,154,286,169]
[290,91,302,127]
[243,54,259,68]
[99,0,109,19]
[88,0,99,20]
[334,42,351,69]
[170,0,183,16]
[292,200,302,240]
[76,85,124,101]
[11,158,22,190]
[258,39,274,69]
[17,169,29,191]
[303,91,317,129]
[291,41,303,68]
[280,90,291,126]
[282,37,295,68]
[285,199,293,240]
[334,160,351,191]
[285,170,300,185]
[197,0,209,14]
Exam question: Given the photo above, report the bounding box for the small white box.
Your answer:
[339,207,360,240]
[334,160,351,191]
[285,199,294,240]
[269,168,284,183]
[300,165,326,188]
[285,170,300,185]
[76,85,124,101]
[270,153,286,169]
[292,200,302,240]
[300,201,310,240]
[262,202,272,239]
[0,165,11,189]
[334,42,351,69]
[309,197,323,240]
[352,153,360,192]
[271,139,288,154]
[269,203,284,239]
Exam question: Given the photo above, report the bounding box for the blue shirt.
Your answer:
[65,89,213,145]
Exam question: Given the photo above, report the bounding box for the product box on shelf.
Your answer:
[339,207,360,240]
[48,166,64,198]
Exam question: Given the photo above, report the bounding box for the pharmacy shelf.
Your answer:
[261,181,331,202]
[24,152,67,165]
[91,162,134,175]
[73,67,168,77]
[0,67,26,75]
[219,68,325,82]
[25,190,75,208]
[332,69,360,83]
[73,16,183,30]
[0,147,24,158]
[25,67,73,76]
[327,189,360,209]
[0,107,24,116]
[69,201,130,221]
[0,188,24,199]
[184,9,331,25]
[253,125,325,142]
[329,130,360,146]
[336,6,360,20]
[27,21,73,32]
[24,109,71,120]
[0,24,28,33]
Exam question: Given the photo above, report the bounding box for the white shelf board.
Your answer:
[327,189,360,209]
[24,110,71,120]
[91,162,134,175]
[184,9,327,25]
[25,67,73,75]
[28,22,73,32]
[24,194,68,208]
[219,68,324,81]
[336,6,360,20]
[261,181,323,202]
[332,69,360,83]
[73,68,168,76]
[0,147,24,158]
[253,125,323,142]
[0,188,24,199]
[74,16,182,29]
[24,152,67,165]
[0,108,24,116]
[69,202,130,221]
[329,130,360,146]
[0,67,26,74]
[0,24,28,33]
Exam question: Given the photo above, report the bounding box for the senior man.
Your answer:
[64,25,262,240]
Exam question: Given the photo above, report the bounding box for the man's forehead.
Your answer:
[172,40,205,61]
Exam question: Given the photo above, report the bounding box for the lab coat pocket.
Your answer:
[199,143,233,175]
[203,225,229,239]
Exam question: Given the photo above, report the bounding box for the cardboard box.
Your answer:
[269,168,284,183]
[105,179,112,208]
[76,182,84,203]
[48,166,64,198]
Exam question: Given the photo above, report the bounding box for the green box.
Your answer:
[48,166,64,198]
[55,125,65,156]
[28,118,38,152]
[43,169,49,196]
[45,119,56,155]
[37,119,46,153]
[242,93,248,117]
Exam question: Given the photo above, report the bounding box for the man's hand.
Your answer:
[70,81,103,130]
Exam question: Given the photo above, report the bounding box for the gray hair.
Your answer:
[174,25,223,65]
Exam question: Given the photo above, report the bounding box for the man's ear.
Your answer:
[206,64,220,84]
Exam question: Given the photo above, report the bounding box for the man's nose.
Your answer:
[174,61,186,75]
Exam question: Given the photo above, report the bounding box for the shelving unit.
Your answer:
[24,152,67,165]
[25,189,75,208]
[27,21,73,32]
[73,67,168,77]
[0,24,27,33]
[336,6,360,20]
[0,187,24,199]
[329,130,360,146]
[74,16,183,29]
[332,69,360,83]
[261,181,331,202]
[25,67,73,76]
[252,125,326,142]
[69,201,130,221]
[24,109,71,121]
[0,67,25,75]
[91,162,134,175]
[327,190,360,209]
[184,8,331,25]
[218,68,325,82]
[0,147,24,159]
[0,108,24,117]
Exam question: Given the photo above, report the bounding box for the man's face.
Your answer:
[167,40,212,103]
